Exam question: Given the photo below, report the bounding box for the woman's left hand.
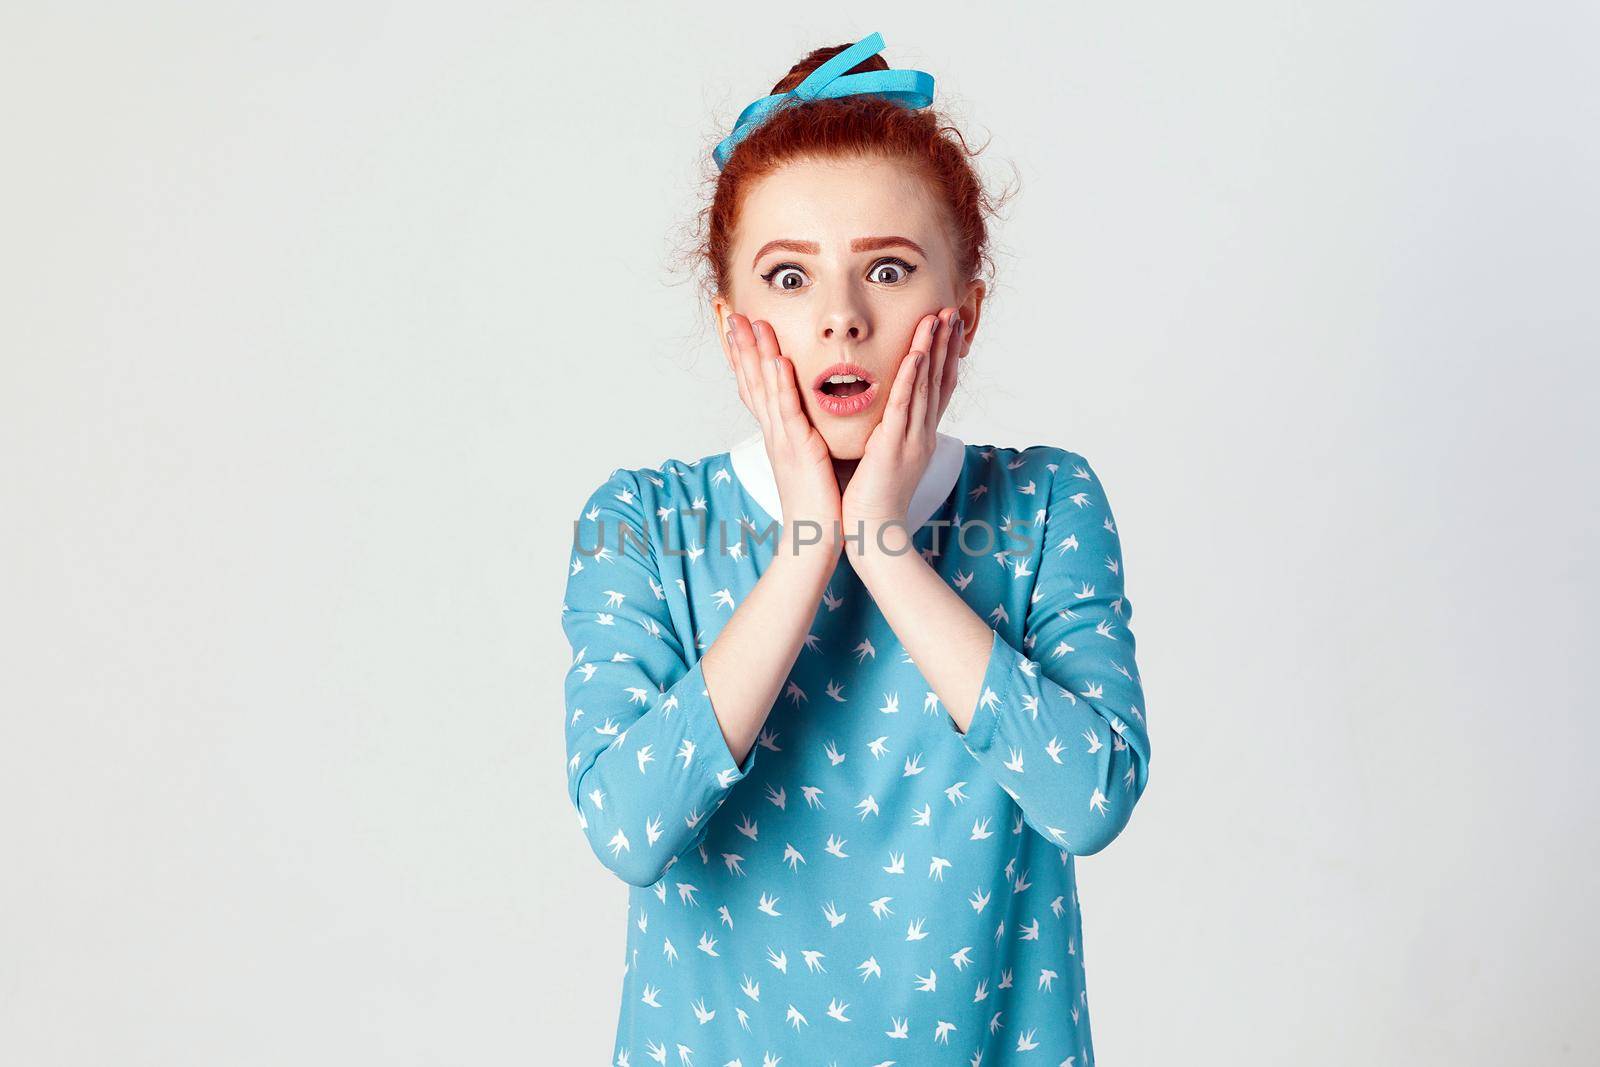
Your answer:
[841,306,965,540]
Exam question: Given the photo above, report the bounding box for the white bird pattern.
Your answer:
[562,442,1150,1066]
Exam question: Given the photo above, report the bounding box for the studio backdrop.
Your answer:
[2,3,1595,1064]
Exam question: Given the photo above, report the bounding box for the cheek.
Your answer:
[751,306,807,356]
[892,310,938,356]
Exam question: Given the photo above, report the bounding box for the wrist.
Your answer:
[769,525,842,572]
[842,515,918,566]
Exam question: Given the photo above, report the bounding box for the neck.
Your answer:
[831,455,858,495]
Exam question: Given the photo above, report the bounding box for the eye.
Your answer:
[760,263,809,291]
[870,257,918,285]
[758,256,920,292]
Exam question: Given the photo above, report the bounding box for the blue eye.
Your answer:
[759,257,919,292]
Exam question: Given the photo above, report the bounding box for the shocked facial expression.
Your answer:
[716,154,982,459]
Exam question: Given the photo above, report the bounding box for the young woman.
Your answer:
[562,32,1151,1066]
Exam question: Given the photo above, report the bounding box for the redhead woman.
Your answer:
[562,31,1150,1066]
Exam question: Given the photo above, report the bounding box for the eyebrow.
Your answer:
[751,235,927,268]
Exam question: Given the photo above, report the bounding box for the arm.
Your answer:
[849,451,1151,855]
[562,468,837,887]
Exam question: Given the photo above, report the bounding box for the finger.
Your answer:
[755,321,789,447]
[928,311,959,433]
[726,323,755,415]
[918,308,957,437]
[883,314,936,441]
[732,313,771,433]
[908,315,940,436]
[882,349,923,443]
[935,315,963,426]
[773,353,807,428]
[774,354,823,459]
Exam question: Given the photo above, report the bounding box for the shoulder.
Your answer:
[960,441,1089,496]
[959,442,1127,540]
[570,445,739,520]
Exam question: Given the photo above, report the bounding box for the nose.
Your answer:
[819,274,871,344]
[819,303,869,343]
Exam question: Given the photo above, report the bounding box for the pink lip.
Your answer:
[811,361,879,417]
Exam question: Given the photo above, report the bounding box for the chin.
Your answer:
[818,421,872,461]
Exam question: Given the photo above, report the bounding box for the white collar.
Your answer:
[727,429,967,532]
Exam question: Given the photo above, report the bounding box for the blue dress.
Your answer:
[561,431,1151,1066]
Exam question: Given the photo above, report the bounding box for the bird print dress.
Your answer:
[561,429,1151,1067]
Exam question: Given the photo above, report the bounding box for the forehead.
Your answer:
[737,155,947,251]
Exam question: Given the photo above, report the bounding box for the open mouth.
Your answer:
[811,362,878,416]
[819,375,871,398]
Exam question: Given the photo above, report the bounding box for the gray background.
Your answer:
[3,2,1596,1063]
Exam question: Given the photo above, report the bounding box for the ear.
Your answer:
[711,296,736,372]
[954,280,986,357]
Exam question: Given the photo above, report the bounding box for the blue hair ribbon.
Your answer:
[713,31,936,171]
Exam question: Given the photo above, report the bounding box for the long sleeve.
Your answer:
[560,467,759,887]
[954,451,1152,855]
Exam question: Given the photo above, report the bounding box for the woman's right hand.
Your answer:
[724,312,842,558]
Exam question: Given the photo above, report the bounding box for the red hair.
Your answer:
[692,40,1016,305]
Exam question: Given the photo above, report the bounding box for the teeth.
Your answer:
[825,374,863,384]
